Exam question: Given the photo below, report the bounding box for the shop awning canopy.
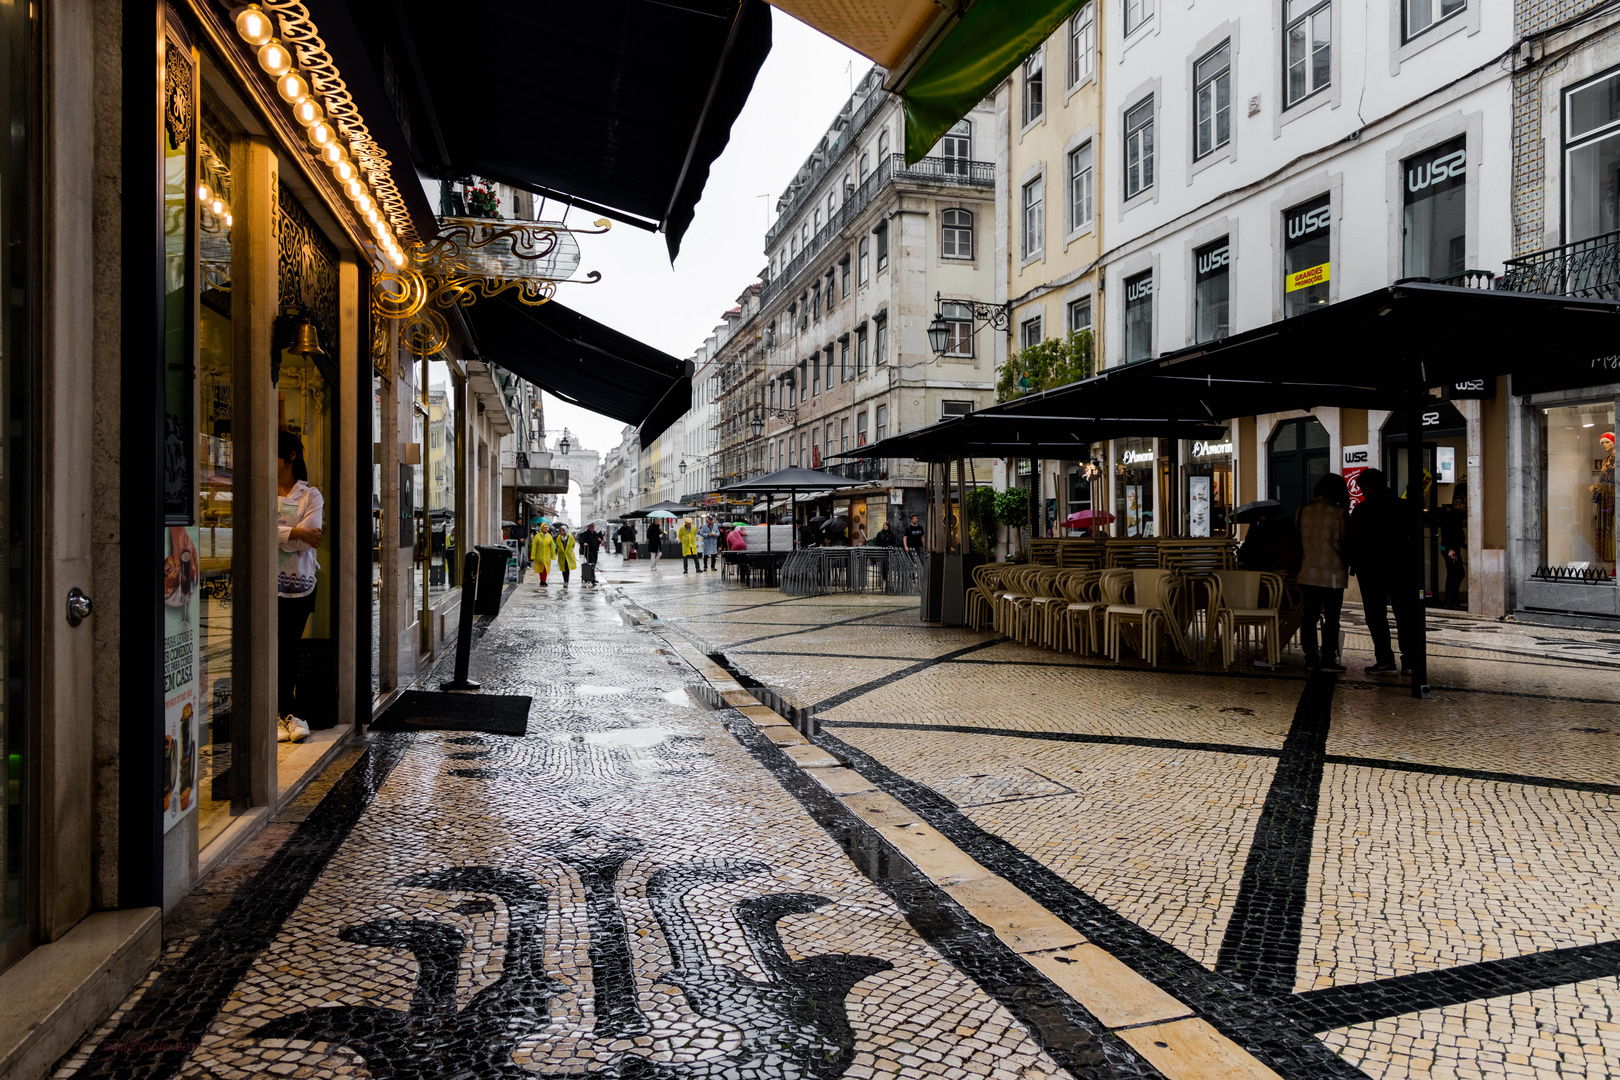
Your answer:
[768,0,1082,163]
[987,282,1620,423]
[834,413,1230,462]
[714,466,865,493]
[327,0,772,258]
[460,294,691,449]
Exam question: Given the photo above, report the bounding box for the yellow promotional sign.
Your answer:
[1286,262,1330,293]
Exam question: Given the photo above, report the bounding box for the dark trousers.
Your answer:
[1300,585,1343,663]
[278,589,317,719]
[1360,574,1420,667]
[1444,550,1466,608]
[683,552,703,572]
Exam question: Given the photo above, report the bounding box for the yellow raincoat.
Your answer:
[553,530,578,571]
[529,528,554,573]
[678,521,699,556]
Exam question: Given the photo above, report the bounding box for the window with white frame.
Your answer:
[856,411,868,445]
[1285,0,1331,108]
[1022,176,1045,258]
[1564,68,1620,243]
[1020,316,1044,351]
[1023,51,1045,126]
[856,326,869,374]
[1068,3,1096,87]
[1403,138,1467,278]
[1125,0,1154,35]
[878,129,889,161]
[1124,96,1154,199]
[860,151,870,181]
[858,236,870,283]
[941,208,974,258]
[1194,42,1232,159]
[942,119,971,176]
[874,314,888,365]
[941,399,974,422]
[1405,0,1463,41]
[942,301,974,357]
[1123,271,1153,362]
[840,254,851,296]
[840,418,850,451]
[1068,297,1092,334]
[826,191,836,217]
[1067,142,1094,231]
[813,208,821,234]
[875,222,888,271]
[1194,238,1231,343]
[875,404,888,441]
[840,336,851,380]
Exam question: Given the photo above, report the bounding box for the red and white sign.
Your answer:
[1342,444,1369,511]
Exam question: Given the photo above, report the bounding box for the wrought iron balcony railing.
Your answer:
[826,457,888,483]
[1498,230,1620,299]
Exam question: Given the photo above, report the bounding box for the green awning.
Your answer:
[901,0,1085,163]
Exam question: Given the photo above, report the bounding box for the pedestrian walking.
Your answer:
[1429,487,1467,609]
[698,514,720,570]
[617,522,636,560]
[902,515,925,552]
[872,522,897,548]
[276,431,322,744]
[679,518,702,573]
[1296,473,1350,673]
[646,520,664,568]
[578,522,603,586]
[797,518,818,549]
[530,523,554,585]
[1347,468,1422,676]
[553,523,578,585]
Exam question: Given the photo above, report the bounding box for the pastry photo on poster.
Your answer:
[163,525,200,831]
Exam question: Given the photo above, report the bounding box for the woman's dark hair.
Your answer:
[278,430,308,483]
[1314,472,1351,508]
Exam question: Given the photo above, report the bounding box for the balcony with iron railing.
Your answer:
[1498,230,1620,299]
[765,88,889,249]
[825,457,889,483]
[761,153,994,306]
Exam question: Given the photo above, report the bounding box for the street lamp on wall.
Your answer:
[750,413,765,438]
[559,434,571,456]
[926,313,950,357]
[929,291,1012,359]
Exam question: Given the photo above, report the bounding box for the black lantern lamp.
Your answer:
[678,459,688,475]
[750,413,765,438]
[558,433,571,456]
[927,313,950,357]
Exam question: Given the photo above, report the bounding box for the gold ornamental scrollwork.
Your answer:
[372,216,609,357]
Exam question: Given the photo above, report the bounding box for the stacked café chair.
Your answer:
[1209,570,1285,668]
[1103,568,1187,666]
[966,563,1008,632]
[1053,569,1107,654]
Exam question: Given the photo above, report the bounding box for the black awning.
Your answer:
[332,0,772,259]
[835,414,1230,462]
[460,295,691,448]
[714,467,865,493]
[989,283,1620,421]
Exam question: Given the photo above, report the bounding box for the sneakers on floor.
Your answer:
[1364,661,1398,675]
[277,714,310,743]
[1318,660,1347,674]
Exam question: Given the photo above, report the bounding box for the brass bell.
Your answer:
[289,316,329,360]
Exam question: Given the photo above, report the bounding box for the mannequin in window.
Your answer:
[276,430,323,742]
[1595,432,1615,564]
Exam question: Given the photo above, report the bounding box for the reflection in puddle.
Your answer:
[659,688,695,707]
[546,729,677,749]
[576,685,629,696]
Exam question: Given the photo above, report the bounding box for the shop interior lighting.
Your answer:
[257,38,292,78]
[235,4,273,46]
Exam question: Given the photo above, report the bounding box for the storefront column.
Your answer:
[336,259,361,727]
[376,323,401,701]
[230,135,279,808]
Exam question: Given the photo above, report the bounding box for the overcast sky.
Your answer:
[537,13,864,470]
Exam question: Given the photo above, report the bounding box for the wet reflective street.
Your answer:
[56,566,1620,1080]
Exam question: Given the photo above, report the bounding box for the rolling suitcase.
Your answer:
[580,561,597,585]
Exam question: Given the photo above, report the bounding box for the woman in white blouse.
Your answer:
[276,430,323,742]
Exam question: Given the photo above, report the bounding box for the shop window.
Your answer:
[1564,68,1620,244]
[1285,0,1332,108]
[1068,4,1096,87]
[1194,41,1232,159]
[1125,96,1154,199]
[1022,176,1045,258]
[1124,271,1154,362]
[1268,417,1330,517]
[1283,193,1331,316]
[1405,0,1464,41]
[1403,137,1466,279]
[1185,434,1235,536]
[1023,50,1045,126]
[942,119,971,177]
[1195,237,1231,343]
[1543,403,1616,574]
[1068,142,1094,232]
[942,208,974,259]
[1115,437,1156,536]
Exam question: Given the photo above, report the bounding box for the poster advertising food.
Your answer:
[1189,476,1212,537]
[162,525,200,832]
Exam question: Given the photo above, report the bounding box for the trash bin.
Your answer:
[472,545,511,616]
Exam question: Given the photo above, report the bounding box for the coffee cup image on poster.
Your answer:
[163,525,200,831]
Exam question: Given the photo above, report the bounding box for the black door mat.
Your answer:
[369,690,532,736]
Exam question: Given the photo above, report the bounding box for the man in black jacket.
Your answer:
[1347,468,1422,675]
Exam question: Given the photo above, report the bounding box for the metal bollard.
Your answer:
[440,549,482,692]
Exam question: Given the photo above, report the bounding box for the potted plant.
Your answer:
[993,487,1030,559]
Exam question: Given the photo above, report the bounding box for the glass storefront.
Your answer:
[1543,402,1616,575]
[0,0,27,975]
[425,358,457,601]
[1114,437,1156,536]
[1183,435,1234,536]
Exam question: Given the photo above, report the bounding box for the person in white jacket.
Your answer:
[277,430,323,743]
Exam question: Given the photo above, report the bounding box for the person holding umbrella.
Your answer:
[645,516,665,569]
[1235,500,1301,574]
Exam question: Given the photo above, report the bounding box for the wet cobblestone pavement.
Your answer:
[55,562,1620,1080]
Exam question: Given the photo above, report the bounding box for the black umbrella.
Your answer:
[1233,499,1283,525]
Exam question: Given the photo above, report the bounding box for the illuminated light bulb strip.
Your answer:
[230,1,416,268]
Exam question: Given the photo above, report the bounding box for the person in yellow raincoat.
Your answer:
[678,518,702,573]
[529,523,554,586]
[553,523,579,585]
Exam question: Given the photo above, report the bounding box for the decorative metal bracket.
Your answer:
[935,292,1012,335]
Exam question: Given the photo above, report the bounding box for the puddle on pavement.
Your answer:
[546,729,677,749]
[576,685,629,696]
[659,688,695,707]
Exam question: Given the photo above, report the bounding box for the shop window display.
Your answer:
[425,358,457,602]
[1114,437,1156,536]
[1543,403,1616,574]
[1184,435,1234,536]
